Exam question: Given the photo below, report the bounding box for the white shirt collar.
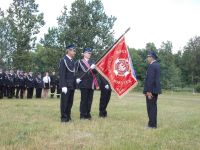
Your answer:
[66,55,72,60]
[150,60,156,64]
[84,58,89,62]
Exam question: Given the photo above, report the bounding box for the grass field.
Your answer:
[0,91,200,150]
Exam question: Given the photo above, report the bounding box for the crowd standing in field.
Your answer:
[0,69,61,99]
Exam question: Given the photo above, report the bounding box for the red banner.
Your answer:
[96,37,138,98]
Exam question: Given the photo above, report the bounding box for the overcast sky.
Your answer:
[1,0,200,53]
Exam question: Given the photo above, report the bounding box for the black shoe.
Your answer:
[87,113,92,120]
[148,125,157,129]
[80,116,88,120]
[99,115,107,118]
[99,111,107,118]
[61,118,70,123]
[80,114,91,120]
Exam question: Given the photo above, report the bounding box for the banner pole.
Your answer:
[79,27,131,79]
[95,27,131,64]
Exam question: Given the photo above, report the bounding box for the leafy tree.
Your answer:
[158,41,181,89]
[0,9,15,68]
[5,0,45,70]
[40,27,62,49]
[129,48,146,82]
[181,36,200,86]
[57,0,116,60]
[33,44,62,73]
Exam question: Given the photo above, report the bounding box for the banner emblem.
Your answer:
[114,58,130,76]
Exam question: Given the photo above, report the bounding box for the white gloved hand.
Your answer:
[76,78,82,84]
[105,84,109,89]
[62,87,68,94]
[90,64,96,70]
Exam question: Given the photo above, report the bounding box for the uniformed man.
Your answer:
[59,44,76,122]
[15,70,20,98]
[35,73,43,98]
[50,71,57,98]
[98,75,112,118]
[3,70,9,97]
[0,68,4,99]
[15,70,25,99]
[23,72,28,98]
[76,47,98,120]
[26,71,35,99]
[7,69,15,99]
[143,51,161,129]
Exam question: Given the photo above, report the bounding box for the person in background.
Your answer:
[15,70,20,98]
[26,71,35,99]
[50,71,57,98]
[43,72,51,99]
[0,68,4,99]
[35,73,43,98]
[15,70,25,99]
[4,70,9,97]
[23,72,28,98]
[7,69,15,99]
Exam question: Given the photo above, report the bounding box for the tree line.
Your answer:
[0,0,200,92]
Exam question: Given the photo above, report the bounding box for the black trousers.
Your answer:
[36,88,42,98]
[50,85,56,98]
[56,87,61,98]
[60,89,75,120]
[0,86,3,99]
[146,94,158,127]
[80,89,94,118]
[16,86,24,99]
[99,89,111,117]
[27,88,34,99]
[3,86,7,97]
[7,87,15,98]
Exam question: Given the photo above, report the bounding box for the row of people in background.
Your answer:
[0,69,61,99]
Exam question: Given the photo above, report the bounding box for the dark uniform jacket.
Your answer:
[59,55,76,90]
[15,74,25,87]
[7,74,15,87]
[35,77,44,89]
[26,75,35,88]
[55,76,59,86]
[15,74,20,87]
[143,61,161,94]
[50,75,56,87]
[75,59,98,89]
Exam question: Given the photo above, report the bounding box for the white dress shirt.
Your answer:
[43,76,51,83]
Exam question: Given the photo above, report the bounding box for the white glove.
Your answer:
[76,78,82,84]
[62,87,68,94]
[90,64,96,70]
[105,84,109,89]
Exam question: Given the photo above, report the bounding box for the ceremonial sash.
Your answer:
[82,59,99,89]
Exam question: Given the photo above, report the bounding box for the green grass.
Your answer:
[0,91,200,150]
